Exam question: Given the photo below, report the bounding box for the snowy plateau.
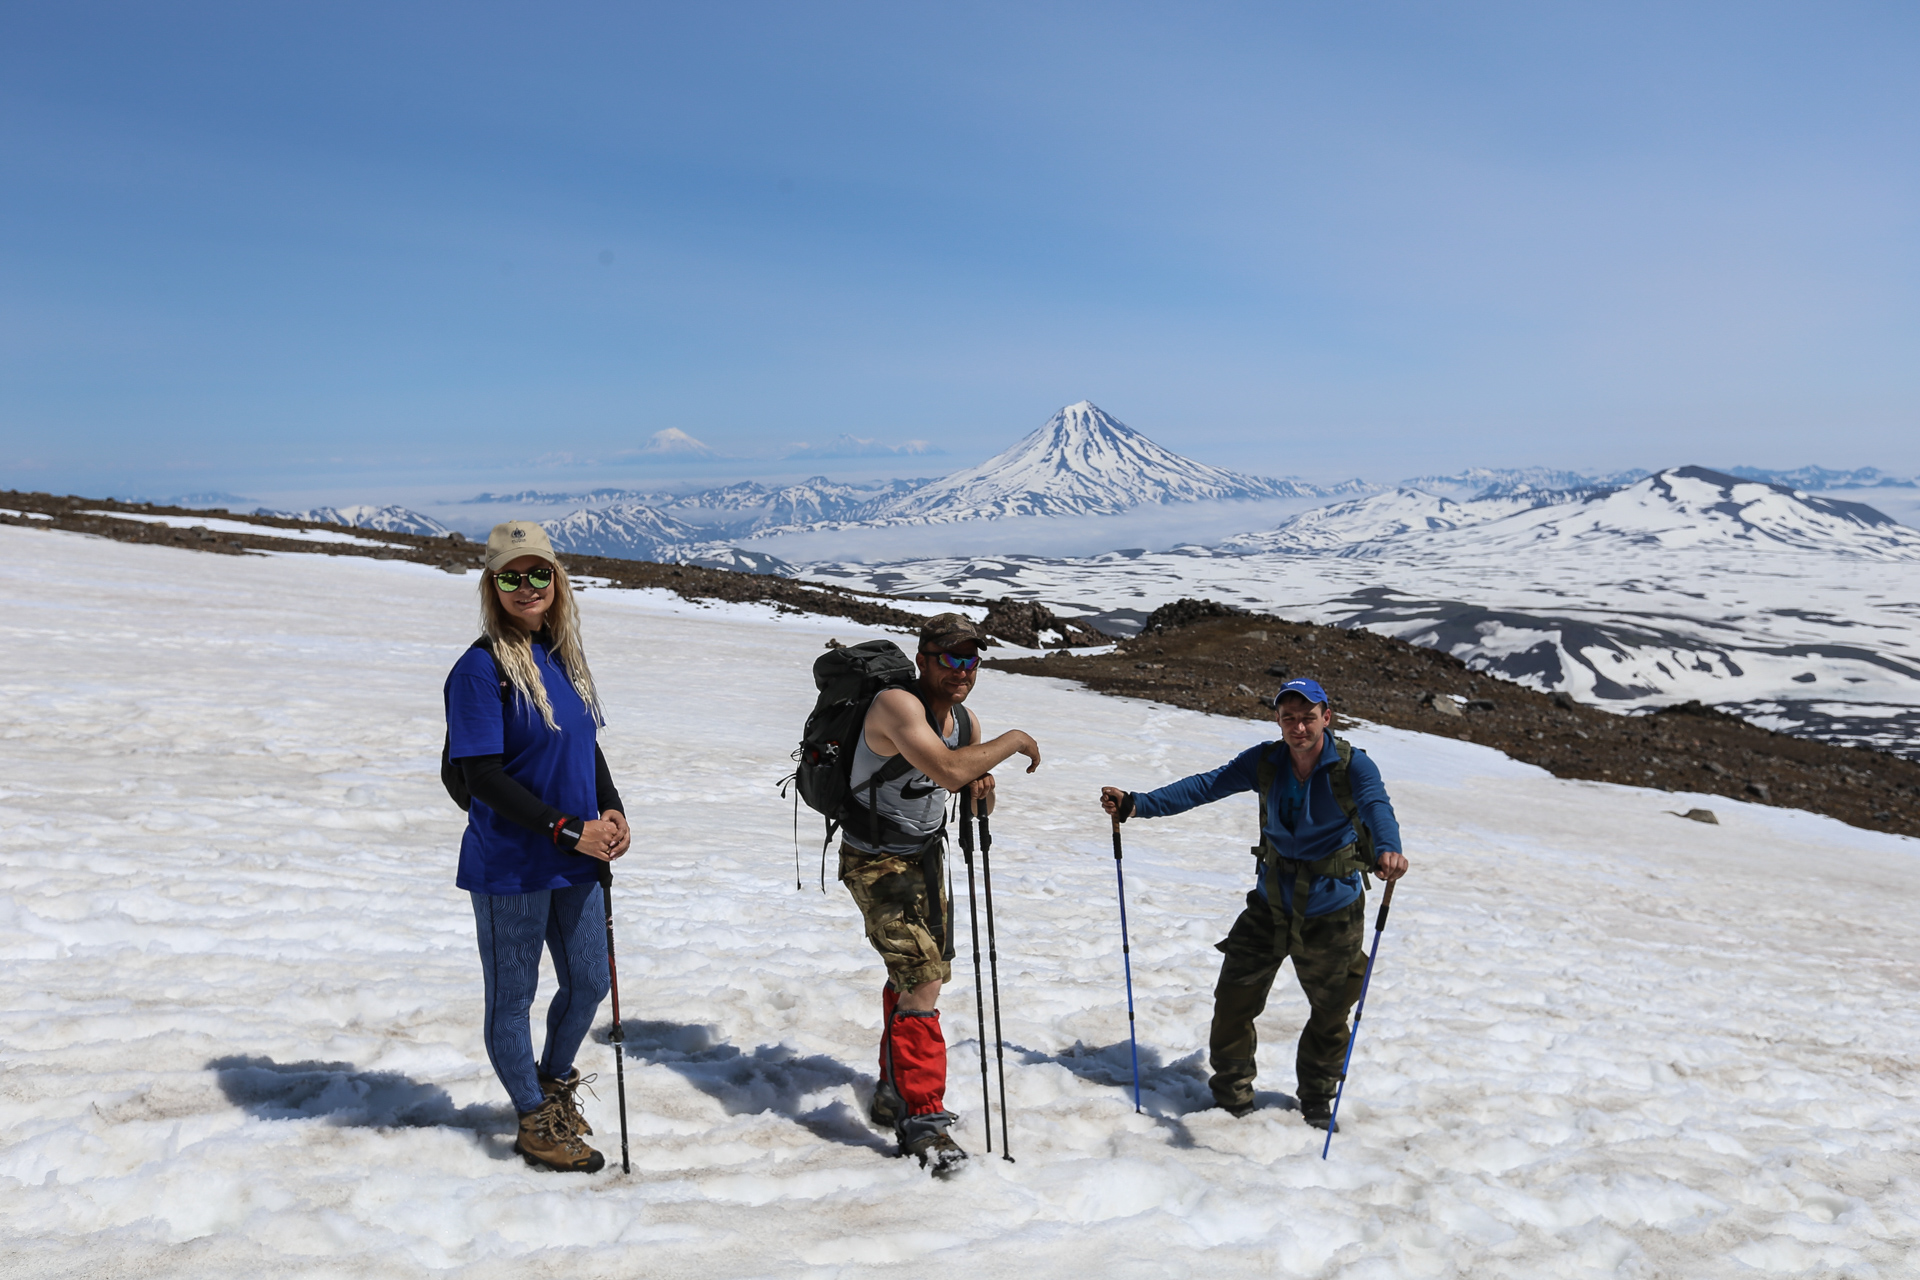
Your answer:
[3,524,1918,1278]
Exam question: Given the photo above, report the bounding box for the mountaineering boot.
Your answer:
[515,1096,607,1172]
[1299,1097,1339,1133]
[1218,1098,1259,1119]
[897,1111,968,1179]
[539,1068,596,1137]
[869,985,905,1130]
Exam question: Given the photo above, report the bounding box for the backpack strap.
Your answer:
[471,636,510,705]
[1254,735,1376,957]
[846,693,972,843]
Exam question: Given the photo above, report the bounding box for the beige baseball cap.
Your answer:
[485,521,559,573]
[917,611,984,652]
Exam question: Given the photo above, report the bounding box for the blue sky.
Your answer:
[2,2,1916,504]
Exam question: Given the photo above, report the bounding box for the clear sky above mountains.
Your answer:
[3,2,1916,503]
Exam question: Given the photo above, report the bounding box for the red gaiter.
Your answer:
[886,1008,949,1116]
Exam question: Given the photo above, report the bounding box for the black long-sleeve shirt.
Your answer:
[460,745,625,851]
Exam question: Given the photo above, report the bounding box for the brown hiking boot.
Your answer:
[540,1069,595,1137]
[515,1096,606,1172]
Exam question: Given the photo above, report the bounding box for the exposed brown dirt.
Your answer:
[990,607,1920,839]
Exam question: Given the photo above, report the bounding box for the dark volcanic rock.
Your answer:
[988,610,1920,839]
[1143,598,1270,634]
[977,598,1109,649]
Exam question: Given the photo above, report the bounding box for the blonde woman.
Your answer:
[444,521,630,1172]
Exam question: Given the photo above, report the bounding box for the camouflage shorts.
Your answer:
[839,841,954,993]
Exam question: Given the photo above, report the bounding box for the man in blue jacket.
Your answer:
[1100,678,1409,1130]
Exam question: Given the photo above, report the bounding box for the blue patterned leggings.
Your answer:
[470,881,611,1114]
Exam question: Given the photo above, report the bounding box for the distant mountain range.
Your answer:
[1226,468,1920,560]
[269,403,1918,585]
[535,401,1366,558]
[1724,465,1916,490]
[1400,466,1650,497]
[257,504,453,537]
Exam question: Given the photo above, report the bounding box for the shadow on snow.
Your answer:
[206,1055,517,1155]
[1013,1039,1298,1146]
[606,1019,892,1153]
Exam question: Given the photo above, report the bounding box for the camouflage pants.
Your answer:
[1209,886,1368,1110]
[840,841,954,993]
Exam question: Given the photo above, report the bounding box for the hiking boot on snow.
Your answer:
[515,1096,606,1172]
[897,1111,967,1179]
[1300,1098,1339,1133]
[868,1078,905,1131]
[1217,1098,1259,1119]
[539,1068,596,1137]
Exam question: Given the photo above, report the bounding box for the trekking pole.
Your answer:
[977,805,1013,1161]
[1111,817,1142,1113]
[1322,878,1396,1160]
[597,861,632,1174]
[959,791,993,1151]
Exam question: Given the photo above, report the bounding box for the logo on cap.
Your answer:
[511,528,526,540]
[1276,677,1330,705]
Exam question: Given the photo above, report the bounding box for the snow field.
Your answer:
[1,525,1918,1277]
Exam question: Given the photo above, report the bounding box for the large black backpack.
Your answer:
[440,638,511,810]
[784,639,970,888]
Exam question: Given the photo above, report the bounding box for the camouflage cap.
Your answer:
[485,521,559,573]
[917,611,983,652]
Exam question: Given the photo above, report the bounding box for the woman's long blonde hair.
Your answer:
[479,558,603,731]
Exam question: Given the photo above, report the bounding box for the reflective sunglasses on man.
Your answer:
[924,649,980,673]
[493,567,554,592]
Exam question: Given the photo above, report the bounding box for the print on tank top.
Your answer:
[842,702,963,855]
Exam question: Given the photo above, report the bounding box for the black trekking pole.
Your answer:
[1322,878,1396,1160]
[959,791,993,1151]
[976,805,1014,1162]
[1111,817,1142,1113]
[598,861,632,1174]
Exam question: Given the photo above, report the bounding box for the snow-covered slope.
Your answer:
[541,502,704,560]
[1371,467,1920,561]
[1220,487,1540,552]
[5,527,1918,1276]
[863,401,1343,522]
[262,503,452,536]
[801,468,1920,753]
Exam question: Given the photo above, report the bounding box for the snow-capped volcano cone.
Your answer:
[867,401,1320,521]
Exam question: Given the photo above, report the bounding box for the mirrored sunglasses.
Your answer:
[493,567,554,592]
[928,650,980,672]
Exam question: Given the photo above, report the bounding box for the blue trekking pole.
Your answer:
[1110,817,1142,1113]
[1323,879,1396,1158]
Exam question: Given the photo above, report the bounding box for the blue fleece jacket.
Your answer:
[1131,732,1402,917]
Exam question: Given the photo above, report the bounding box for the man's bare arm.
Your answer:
[865,689,1038,790]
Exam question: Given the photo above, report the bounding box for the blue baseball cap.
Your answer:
[1274,678,1329,706]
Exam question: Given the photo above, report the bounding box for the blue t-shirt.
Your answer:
[1277,770,1307,833]
[445,641,602,895]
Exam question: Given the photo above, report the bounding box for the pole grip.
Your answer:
[1374,878,1395,932]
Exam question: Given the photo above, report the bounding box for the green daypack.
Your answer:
[1253,735,1375,956]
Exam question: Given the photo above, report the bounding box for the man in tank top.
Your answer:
[841,612,1042,1177]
